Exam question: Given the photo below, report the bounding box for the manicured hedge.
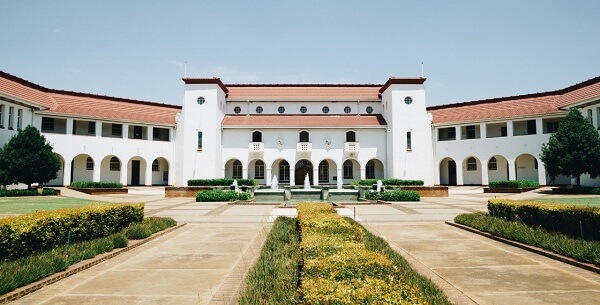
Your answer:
[195,189,251,202]
[455,212,600,266]
[352,179,424,186]
[0,188,58,197]
[69,181,123,189]
[297,203,428,304]
[488,199,600,241]
[552,186,600,194]
[0,203,144,261]
[187,178,258,186]
[365,190,420,201]
[488,180,539,188]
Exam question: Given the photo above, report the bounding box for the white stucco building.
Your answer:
[0,70,599,187]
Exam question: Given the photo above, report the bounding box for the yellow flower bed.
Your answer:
[296,202,426,304]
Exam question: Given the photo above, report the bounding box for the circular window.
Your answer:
[322,106,330,114]
[366,106,373,114]
[300,106,307,113]
[404,96,413,105]
[256,106,263,114]
[344,106,351,114]
[234,106,241,114]
[197,97,205,105]
[278,106,285,114]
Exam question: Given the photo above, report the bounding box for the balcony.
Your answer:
[296,142,312,156]
[344,142,360,157]
[249,142,264,156]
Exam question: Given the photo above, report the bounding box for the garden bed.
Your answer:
[69,187,128,195]
[483,187,539,193]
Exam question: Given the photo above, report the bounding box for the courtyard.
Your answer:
[2,186,599,304]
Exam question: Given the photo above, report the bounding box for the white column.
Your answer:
[480,123,487,139]
[535,118,543,135]
[360,168,366,180]
[93,162,101,182]
[508,158,517,180]
[266,168,272,186]
[145,163,153,186]
[456,160,464,185]
[95,121,101,138]
[242,167,248,179]
[148,126,153,141]
[122,124,129,139]
[290,168,295,186]
[63,162,72,186]
[120,162,128,186]
[312,167,319,186]
[66,118,74,135]
[507,121,514,137]
[481,161,489,185]
[537,162,547,185]
[337,168,343,189]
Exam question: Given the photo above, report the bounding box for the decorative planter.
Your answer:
[483,187,538,193]
[69,188,128,195]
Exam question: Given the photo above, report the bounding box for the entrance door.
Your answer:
[131,160,140,186]
[448,160,457,186]
[295,160,313,185]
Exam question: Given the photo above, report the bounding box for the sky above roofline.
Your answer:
[1,1,599,107]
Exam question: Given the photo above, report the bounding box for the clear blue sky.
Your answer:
[1,1,599,106]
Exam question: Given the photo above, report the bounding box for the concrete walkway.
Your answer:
[7,186,600,304]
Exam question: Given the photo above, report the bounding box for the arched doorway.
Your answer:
[100,155,121,183]
[46,153,65,186]
[295,159,313,185]
[224,159,243,179]
[248,159,266,184]
[365,159,384,179]
[271,159,290,184]
[71,154,94,183]
[127,157,147,186]
[439,157,456,185]
[462,156,482,185]
[515,154,539,182]
[151,157,170,185]
[487,155,509,183]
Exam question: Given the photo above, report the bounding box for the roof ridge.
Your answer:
[226,83,383,87]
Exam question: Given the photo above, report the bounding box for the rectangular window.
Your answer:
[163,171,168,182]
[466,125,475,139]
[406,131,412,150]
[597,107,600,129]
[152,161,159,171]
[41,117,54,131]
[500,126,507,137]
[133,125,143,139]
[343,163,353,179]
[197,132,203,150]
[588,109,594,126]
[526,120,537,134]
[17,109,22,130]
[153,127,160,140]
[447,127,456,140]
[546,122,559,133]
[318,163,328,182]
[86,158,94,170]
[111,124,122,136]
[88,121,96,134]
[8,107,14,130]
[0,104,4,128]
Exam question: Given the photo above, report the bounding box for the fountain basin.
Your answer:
[253,189,286,202]
[328,189,359,201]
[290,188,323,200]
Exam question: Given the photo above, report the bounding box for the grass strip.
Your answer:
[239,217,301,305]
[455,212,600,266]
[0,217,176,295]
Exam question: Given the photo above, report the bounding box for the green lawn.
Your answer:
[0,196,97,215]
[536,197,600,207]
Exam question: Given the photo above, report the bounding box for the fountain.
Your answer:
[271,175,279,190]
[232,180,240,193]
[253,175,285,202]
[304,173,311,189]
[376,179,383,193]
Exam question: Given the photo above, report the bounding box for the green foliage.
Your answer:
[0,203,144,261]
[455,212,600,266]
[187,178,258,186]
[239,217,301,305]
[123,217,177,240]
[365,190,420,201]
[0,188,58,197]
[195,189,251,202]
[352,179,424,186]
[0,216,175,295]
[540,109,600,186]
[488,180,539,188]
[552,186,600,195]
[69,181,123,189]
[0,126,61,188]
[295,203,441,304]
[487,199,600,241]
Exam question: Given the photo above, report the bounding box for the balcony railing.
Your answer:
[249,142,264,155]
[297,142,312,155]
[345,142,360,152]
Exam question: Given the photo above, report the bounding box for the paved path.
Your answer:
[7,186,600,304]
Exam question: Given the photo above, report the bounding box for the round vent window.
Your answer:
[300,106,307,113]
[278,106,285,114]
[344,106,351,114]
[366,106,373,114]
[234,106,241,114]
[197,97,205,105]
[256,106,263,114]
[322,106,330,114]
[404,96,413,105]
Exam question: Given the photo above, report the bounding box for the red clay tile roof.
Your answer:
[428,76,600,125]
[225,84,383,101]
[222,114,387,127]
[0,71,181,125]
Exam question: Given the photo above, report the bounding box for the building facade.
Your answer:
[0,70,599,187]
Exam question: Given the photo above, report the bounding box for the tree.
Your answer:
[0,126,61,189]
[540,109,600,186]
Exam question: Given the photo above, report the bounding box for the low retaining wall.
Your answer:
[483,187,538,193]
[69,188,128,195]
[386,186,448,197]
[165,186,216,197]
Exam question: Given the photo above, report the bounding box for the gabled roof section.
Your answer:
[225,84,382,101]
[222,114,387,127]
[379,77,427,93]
[427,75,600,125]
[182,77,228,93]
[0,71,182,125]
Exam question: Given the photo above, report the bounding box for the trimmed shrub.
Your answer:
[0,188,58,197]
[69,181,123,189]
[455,212,600,266]
[352,179,424,186]
[123,217,177,240]
[187,178,258,186]
[0,203,144,261]
[552,186,600,194]
[195,189,251,202]
[488,180,539,188]
[365,190,420,201]
[488,199,600,241]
